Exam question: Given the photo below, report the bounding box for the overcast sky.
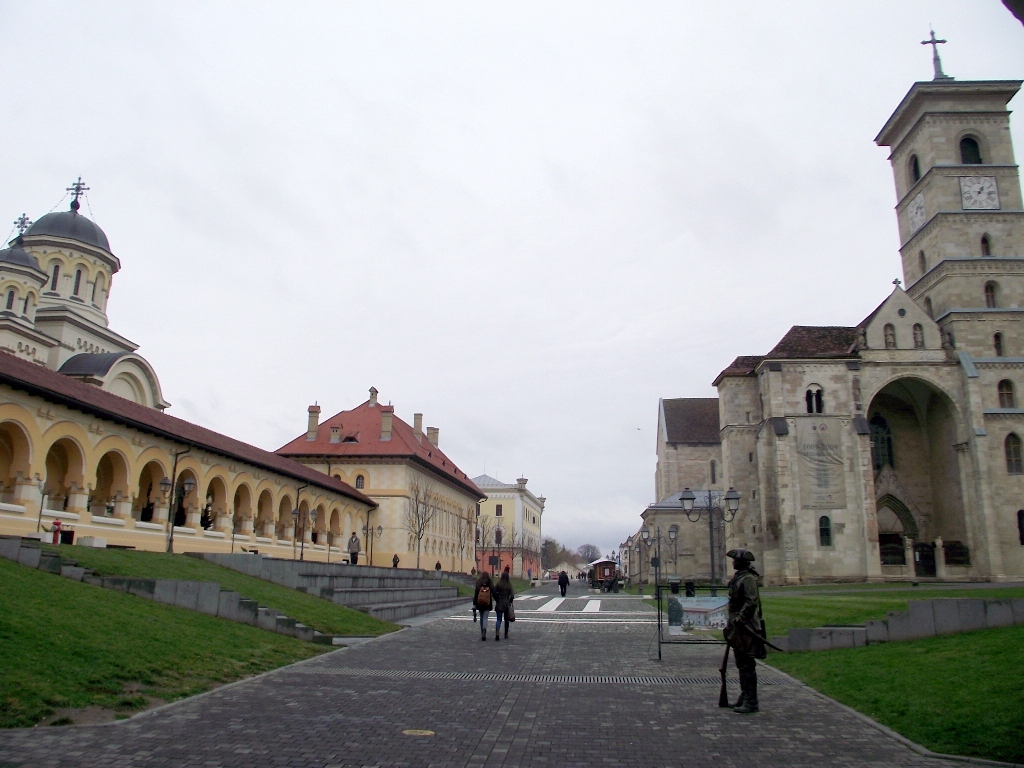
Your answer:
[2,2,1022,556]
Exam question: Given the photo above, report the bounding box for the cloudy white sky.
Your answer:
[2,2,1022,556]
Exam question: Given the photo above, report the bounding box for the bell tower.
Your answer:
[875,39,1024,359]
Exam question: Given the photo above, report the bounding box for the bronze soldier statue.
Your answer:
[723,548,765,714]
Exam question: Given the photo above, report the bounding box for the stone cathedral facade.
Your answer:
[661,72,1024,585]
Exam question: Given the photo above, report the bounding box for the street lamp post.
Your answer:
[363,523,383,567]
[160,472,196,554]
[300,507,317,562]
[35,478,47,532]
[291,508,299,560]
[668,525,678,575]
[641,525,664,660]
[680,487,740,590]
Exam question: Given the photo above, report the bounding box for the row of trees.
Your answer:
[540,538,601,570]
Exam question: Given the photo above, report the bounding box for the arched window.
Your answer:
[805,387,824,414]
[1005,434,1023,474]
[909,154,921,183]
[924,297,933,318]
[22,295,29,315]
[73,269,82,296]
[918,250,927,275]
[995,332,1005,357]
[5,290,14,311]
[819,516,832,547]
[1018,510,1024,545]
[985,282,998,308]
[870,414,894,471]
[884,324,897,349]
[981,235,992,256]
[355,475,365,489]
[960,136,983,165]
[912,324,924,349]
[710,460,717,485]
[49,264,60,292]
[998,380,1015,408]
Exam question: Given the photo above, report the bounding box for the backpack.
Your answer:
[476,585,491,608]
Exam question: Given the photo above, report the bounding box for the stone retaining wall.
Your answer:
[772,597,1024,652]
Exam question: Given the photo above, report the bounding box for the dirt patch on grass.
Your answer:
[39,696,164,727]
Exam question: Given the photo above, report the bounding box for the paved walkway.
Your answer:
[0,581,963,768]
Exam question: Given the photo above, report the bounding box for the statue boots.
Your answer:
[733,670,759,714]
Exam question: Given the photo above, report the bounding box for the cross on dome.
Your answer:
[66,176,90,212]
[893,278,902,288]
[921,28,953,81]
[13,214,31,234]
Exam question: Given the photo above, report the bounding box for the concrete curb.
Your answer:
[761,661,1024,768]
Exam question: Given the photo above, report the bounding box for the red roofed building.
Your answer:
[276,388,483,571]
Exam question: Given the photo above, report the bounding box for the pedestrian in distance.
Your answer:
[347,531,361,565]
[392,553,400,568]
[722,548,766,714]
[558,570,569,597]
[435,560,442,573]
[493,567,514,641]
[474,571,494,640]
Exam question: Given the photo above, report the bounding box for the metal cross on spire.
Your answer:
[13,214,31,235]
[893,278,902,288]
[66,176,90,211]
[921,28,953,81]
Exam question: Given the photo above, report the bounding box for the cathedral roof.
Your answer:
[765,326,859,359]
[0,238,43,272]
[58,351,130,376]
[276,400,484,500]
[661,397,720,444]
[24,207,111,253]
[0,350,373,506]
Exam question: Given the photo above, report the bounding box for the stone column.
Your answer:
[66,484,88,514]
[903,536,915,576]
[934,537,947,579]
[112,497,133,521]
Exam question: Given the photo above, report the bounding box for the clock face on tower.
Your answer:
[959,176,1000,210]
[908,193,927,232]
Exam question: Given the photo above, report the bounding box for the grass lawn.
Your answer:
[768,626,1024,764]
[760,587,1024,639]
[0,558,327,729]
[45,544,398,637]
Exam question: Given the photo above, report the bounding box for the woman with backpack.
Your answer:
[473,571,494,641]
[493,568,515,641]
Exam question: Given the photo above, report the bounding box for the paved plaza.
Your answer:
[0,581,964,768]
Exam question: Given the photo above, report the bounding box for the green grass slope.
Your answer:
[46,544,398,637]
[0,558,327,728]
[769,626,1024,764]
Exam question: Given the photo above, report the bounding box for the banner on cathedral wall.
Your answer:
[796,418,846,509]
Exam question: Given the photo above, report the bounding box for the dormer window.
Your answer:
[909,154,921,183]
[50,264,60,292]
[960,136,983,165]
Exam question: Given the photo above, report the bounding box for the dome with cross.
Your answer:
[25,202,111,253]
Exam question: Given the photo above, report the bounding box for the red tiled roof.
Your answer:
[661,398,720,444]
[276,401,484,500]
[766,326,859,359]
[712,355,764,385]
[0,351,374,506]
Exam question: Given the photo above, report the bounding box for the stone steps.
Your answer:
[188,551,467,621]
[0,535,346,645]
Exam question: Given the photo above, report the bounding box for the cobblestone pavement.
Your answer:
[0,581,962,768]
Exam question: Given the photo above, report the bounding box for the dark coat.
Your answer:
[473,573,494,610]
[723,566,766,659]
[557,572,569,587]
[493,577,514,612]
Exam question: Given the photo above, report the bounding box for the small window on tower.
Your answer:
[5,291,14,311]
[50,264,60,292]
[999,380,1015,408]
[981,235,992,256]
[710,461,717,485]
[819,516,832,547]
[960,136,983,165]
[985,282,998,308]
[995,333,1005,357]
[913,324,924,349]
[73,269,82,296]
[805,387,824,414]
[1006,434,1023,474]
[909,154,921,183]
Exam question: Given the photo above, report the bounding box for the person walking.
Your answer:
[723,548,766,714]
[347,532,361,565]
[493,567,514,641]
[558,570,569,597]
[392,553,400,568]
[473,570,494,641]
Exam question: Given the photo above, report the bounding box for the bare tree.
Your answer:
[403,478,439,568]
[455,511,471,573]
[476,514,494,574]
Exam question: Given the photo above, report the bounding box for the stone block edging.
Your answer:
[0,535,342,645]
[771,597,1024,653]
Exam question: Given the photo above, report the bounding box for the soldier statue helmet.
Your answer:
[726,548,755,564]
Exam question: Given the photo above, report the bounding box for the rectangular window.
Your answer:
[495,504,502,516]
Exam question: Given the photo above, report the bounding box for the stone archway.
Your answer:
[867,377,970,568]
[276,495,293,541]
[133,461,166,522]
[232,484,253,536]
[91,451,131,518]
[43,438,86,512]
[255,490,274,538]
[206,477,229,532]
[0,420,33,505]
